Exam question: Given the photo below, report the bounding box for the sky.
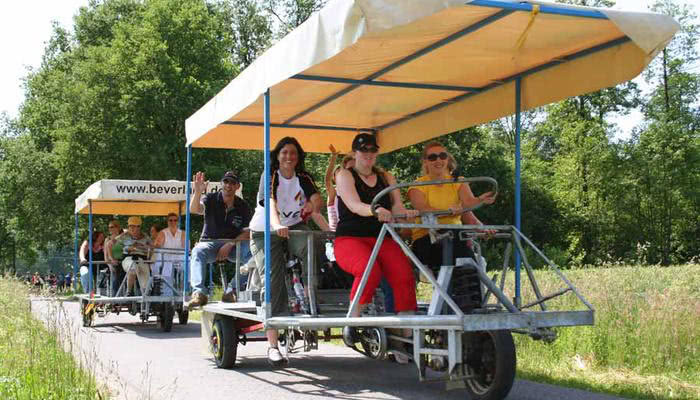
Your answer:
[1,0,698,138]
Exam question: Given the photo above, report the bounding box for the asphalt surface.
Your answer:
[31,298,626,400]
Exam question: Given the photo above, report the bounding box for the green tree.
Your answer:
[3,0,242,260]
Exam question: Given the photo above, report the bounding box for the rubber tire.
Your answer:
[361,327,388,360]
[463,330,516,400]
[177,309,189,325]
[212,317,238,369]
[159,303,174,332]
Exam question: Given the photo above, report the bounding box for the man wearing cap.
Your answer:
[186,170,252,308]
[114,216,153,296]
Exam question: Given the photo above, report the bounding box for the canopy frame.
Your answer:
[184,0,677,317]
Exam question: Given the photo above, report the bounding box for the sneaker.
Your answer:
[267,346,287,366]
[221,291,236,303]
[186,292,208,309]
[392,352,410,364]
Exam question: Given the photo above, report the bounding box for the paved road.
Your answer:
[31,298,625,400]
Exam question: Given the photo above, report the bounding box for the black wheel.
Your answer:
[159,303,174,332]
[177,309,189,325]
[360,327,388,360]
[463,330,516,400]
[81,300,94,328]
[211,317,238,368]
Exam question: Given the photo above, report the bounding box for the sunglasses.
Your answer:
[425,152,448,161]
[168,219,178,222]
[357,145,378,154]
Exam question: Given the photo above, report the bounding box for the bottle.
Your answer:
[292,270,310,314]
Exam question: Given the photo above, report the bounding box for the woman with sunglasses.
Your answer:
[153,213,185,296]
[334,132,419,323]
[408,141,496,311]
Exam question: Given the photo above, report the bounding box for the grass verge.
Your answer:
[493,263,699,400]
[0,276,106,399]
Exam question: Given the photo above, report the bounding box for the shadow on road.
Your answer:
[89,320,201,339]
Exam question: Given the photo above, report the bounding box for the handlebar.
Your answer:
[370,176,498,218]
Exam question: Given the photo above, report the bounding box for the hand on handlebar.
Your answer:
[478,191,497,205]
[274,225,290,238]
[375,207,394,222]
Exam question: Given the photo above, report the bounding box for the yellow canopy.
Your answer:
[185,0,678,154]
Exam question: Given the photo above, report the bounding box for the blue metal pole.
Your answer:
[74,213,79,291]
[514,77,522,307]
[264,88,272,318]
[184,144,193,299]
[88,201,93,294]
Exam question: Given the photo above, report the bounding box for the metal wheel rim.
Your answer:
[464,332,496,395]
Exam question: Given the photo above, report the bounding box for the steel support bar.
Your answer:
[222,120,361,132]
[307,233,317,316]
[385,225,464,317]
[521,288,571,310]
[512,227,595,311]
[74,213,79,290]
[514,76,522,308]
[184,144,193,299]
[291,74,480,92]
[512,232,547,311]
[264,310,594,330]
[88,200,93,294]
[469,0,608,19]
[346,225,388,317]
[263,88,272,319]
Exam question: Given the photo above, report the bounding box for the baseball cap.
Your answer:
[221,171,239,183]
[351,132,379,151]
[127,216,142,226]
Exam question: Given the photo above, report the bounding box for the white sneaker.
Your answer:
[393,352,410,364]
[267,347,287,366]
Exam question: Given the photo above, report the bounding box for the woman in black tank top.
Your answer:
[334,133,419,318]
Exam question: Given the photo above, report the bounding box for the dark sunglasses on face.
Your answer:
[168,219,178,222]
[358,145,378,153]
[426,152,448,161]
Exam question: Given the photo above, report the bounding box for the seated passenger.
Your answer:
[114,216,152,296]
[79,231,105,293]
[104,219,125,296]
[407,141,495,310]
[186,170,253,307]
[247,136,324,366]
[153,213,185,295]
[334,132,419,318]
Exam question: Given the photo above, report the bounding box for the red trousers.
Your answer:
[334,236,417,312]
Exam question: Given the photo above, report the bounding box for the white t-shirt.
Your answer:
[249,170,318,231]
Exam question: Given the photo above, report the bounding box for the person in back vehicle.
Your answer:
[114,216,152,296]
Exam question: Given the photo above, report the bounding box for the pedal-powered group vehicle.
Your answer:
[180,1,677,399]
[73,179,236,331]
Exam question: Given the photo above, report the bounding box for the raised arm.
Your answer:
[324,145,338,206]
[189,171,208,214]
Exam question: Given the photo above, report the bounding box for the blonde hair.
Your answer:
[421,141,457,175]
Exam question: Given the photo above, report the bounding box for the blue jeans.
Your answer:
[189,241,251,296]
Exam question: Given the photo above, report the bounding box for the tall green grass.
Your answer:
[505,263,700,400]
[0,277,106,399]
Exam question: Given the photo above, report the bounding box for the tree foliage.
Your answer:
[0,0,698,273]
